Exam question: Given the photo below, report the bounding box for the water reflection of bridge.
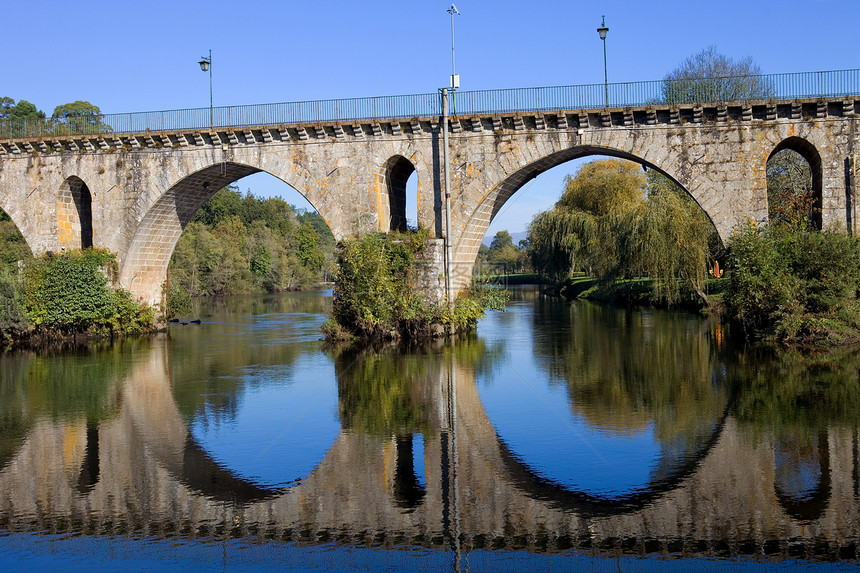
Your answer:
[2,339,859,559]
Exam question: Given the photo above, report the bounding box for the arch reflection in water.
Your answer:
[5,292,860,565]
[474,290,732,505]
[166,301,341,492]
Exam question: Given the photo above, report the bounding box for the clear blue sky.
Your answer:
[3,0,854,238]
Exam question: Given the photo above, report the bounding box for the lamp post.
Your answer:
[597,16,609,108]
[198,50,213,128]
[447,4,460,90]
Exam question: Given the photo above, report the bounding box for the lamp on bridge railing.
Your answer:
[597,16,609,108]
[198,50,213,128]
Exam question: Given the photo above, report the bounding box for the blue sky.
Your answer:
[3,0,854,237]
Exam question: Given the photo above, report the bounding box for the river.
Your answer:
[1,286,859,571]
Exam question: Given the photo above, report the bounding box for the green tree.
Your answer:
[527,159,645,282]
[725,224,860,344]
[0,98,46,138]
[487,230,522,272]
[4,100,45,121]
[662,46,773,105]
[51,100,107,135]
[295,221,325,271]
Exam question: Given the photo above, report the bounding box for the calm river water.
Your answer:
[1,287,860,571]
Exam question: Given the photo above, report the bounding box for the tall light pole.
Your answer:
[597,16,609,108]
[198,50,213,128]
[447,4,460,90]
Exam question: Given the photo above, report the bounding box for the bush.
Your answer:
[23,249,153,336]
[327,230,507,341]
[726,224,860,344]
[165,281,193,319]
[0,266,28,340]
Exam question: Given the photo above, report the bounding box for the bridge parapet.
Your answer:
[1,97,857,157]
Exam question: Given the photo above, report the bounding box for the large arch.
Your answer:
[57,176,93,249]
[118,162,335,308]
[766,136,823,230]
[452,145,718,289]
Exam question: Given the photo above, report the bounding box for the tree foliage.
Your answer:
[0,97,47,138]
[662,46,773,104]
[0,99,45,121]
[51,100,107,134]
[324,230,507,342]
[168,186,336,298]
[23,249,153,336]
[527,159,717,304]
[725,223,860,344]
[478,230,530,273]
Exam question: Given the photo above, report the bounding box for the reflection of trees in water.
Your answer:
[333,337,504,437]
[168,294,330,425]
[731,347,860,522]
[191,291,331,319]
[732,347,860,431]
[334,345,441,436]
[0,340,143,469]
[531,297,730,473]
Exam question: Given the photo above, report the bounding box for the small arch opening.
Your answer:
[58,176,94,249]
[767,138,822,231]
[383,156,417,232]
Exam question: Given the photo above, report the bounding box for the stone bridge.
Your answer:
[1,339,859,559]
[1,76,858,307]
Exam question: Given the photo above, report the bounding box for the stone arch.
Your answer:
[766,136,823,230]
[452,145,716,292]
[378,155,417,232]
[118,162,335,307]
[58,176,93,249]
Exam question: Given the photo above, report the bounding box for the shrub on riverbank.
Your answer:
[725,224,860,345]
[2,249,154,342]
[322,231,507,342]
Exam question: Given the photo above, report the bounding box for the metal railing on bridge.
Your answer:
[2,68,858,140]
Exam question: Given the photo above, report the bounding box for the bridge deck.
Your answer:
[1,96,857,157]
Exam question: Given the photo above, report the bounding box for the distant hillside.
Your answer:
[483,230,528,247]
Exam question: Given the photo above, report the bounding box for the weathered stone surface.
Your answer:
[1,98,857,306]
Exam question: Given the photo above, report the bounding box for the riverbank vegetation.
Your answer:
[322,230,507,343]
[167,186,336,301]
[0,249,153,345]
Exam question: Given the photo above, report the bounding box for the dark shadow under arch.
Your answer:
[382,156,416,232]
[767,136,823,230]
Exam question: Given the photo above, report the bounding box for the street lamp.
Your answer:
[447,4,460,90]
[198,50,213,128]
[597,16,609,108]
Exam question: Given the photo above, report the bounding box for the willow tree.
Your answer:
[528,159,644,282]
[528,159,715,304]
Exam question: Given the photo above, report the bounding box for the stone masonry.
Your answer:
[0,98,857,308]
